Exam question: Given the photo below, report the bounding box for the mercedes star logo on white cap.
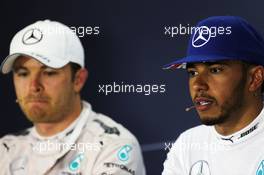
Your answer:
[22,28,43,45]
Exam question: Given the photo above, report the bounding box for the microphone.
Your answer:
[15,99,22,103]
[185,105,196,112]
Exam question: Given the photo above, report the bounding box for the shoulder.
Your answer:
[0,128,31,142]
[80,109,145,174]
[171,124,212,148]
[83,109,140,146]
[181,124,211,139]
[0,128,31,153]
[163,125,212,173]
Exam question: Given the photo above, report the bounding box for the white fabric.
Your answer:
[0,101,145,175]
[162,106,264,175]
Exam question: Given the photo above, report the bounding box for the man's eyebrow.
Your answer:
[186,61,230,69]
[205,61,229,66]
[13,66,27,72]
[40,65,49,69]
[186,63,195,69]
[13,65,50,71]
[41,65,61,70]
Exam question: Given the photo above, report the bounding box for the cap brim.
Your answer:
[1,52,69,74]
[162,55,235,70]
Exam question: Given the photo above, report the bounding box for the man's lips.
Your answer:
[26,99,49,104]
[194,97,214,111]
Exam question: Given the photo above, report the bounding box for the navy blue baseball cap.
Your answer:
[163,16,264,69]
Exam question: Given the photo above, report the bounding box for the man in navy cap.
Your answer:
[162,16,264,175]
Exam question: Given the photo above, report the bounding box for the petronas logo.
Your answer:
[117,145,132,162]
[257,160,264,175]
[69,153,84,172]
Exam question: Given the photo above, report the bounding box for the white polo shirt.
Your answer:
[162,106,264,175]
[0,101,146,175]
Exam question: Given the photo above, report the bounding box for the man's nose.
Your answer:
[192,73,209,92]
[29,74,43,93]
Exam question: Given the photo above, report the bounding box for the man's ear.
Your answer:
[248,66,264,92]
[73,68,88,93]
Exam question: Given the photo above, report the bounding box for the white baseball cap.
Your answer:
[1,19,84,74]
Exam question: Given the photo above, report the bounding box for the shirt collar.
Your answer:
[213,105,264,145]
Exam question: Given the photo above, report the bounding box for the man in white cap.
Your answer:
[0,20,146,175]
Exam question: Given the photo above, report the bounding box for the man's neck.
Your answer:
[215,98,263,136]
